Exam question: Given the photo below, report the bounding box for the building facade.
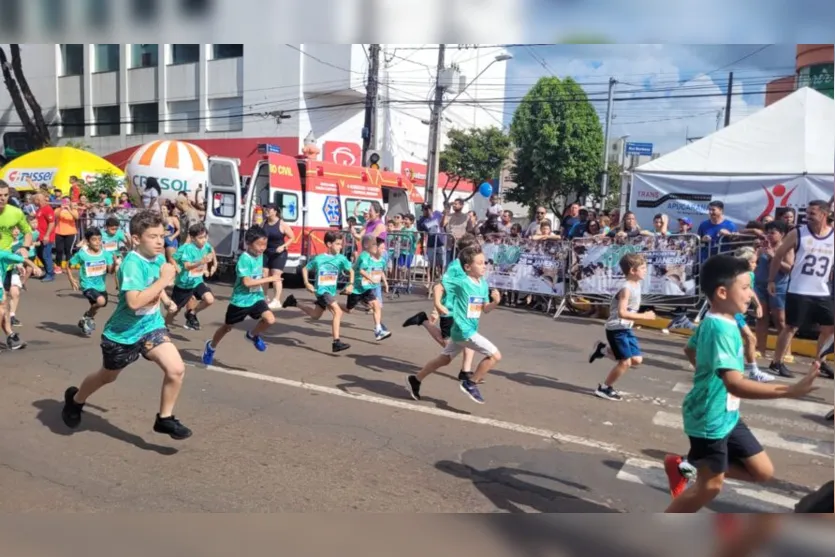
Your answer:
[765,44,833,106]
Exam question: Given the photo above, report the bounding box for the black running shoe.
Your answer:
[6,333,25,350]
[153,414,193,440]
[588,341,607,364]
[62,386,84,429]
[819,361,834,380]
[402,311,428,328]
[595,384,622,401]
[332,340,350,353]
[9,315,21,327]
[769,361,794,378]
[184,312,201,331]
[406,375,422,401]
[283,295,298,308]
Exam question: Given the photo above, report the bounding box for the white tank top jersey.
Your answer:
[788,225,835,297]
[605,281,642,330]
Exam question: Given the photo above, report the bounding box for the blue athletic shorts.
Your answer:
[605,328,641,361]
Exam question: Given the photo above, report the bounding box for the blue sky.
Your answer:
[501,44,798,155]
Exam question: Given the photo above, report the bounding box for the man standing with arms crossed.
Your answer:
[768,200,835,379]
[0,180,34,349]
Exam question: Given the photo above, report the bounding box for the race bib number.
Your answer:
[361,269,384,287]
[467,296,485,319]
[85,259,107,277]
[103,242,118,252]
[135,304,159,316]
[249,274,263,293]
[189,264,205,278]
[726,392,740,412]
[318,270,338,287]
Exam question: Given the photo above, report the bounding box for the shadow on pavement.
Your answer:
[179,349,249,372]
[36,321,87,339]
[31,399,178,456]
[490,370,596,397]
[346,353,421,374]
[335,374,471,415]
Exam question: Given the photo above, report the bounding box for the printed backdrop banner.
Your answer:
[570,235,699,297]
[482,238,567,297]
[630,173,832,227]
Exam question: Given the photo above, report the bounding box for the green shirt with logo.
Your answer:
[306,253,352,296]
[445,274,489,342]
[230,251,265,307]
[103,251,167,345]
[682,314,744,439]
[70,247,114,292]
[353,251,386,294]
[101,229,127,255]
[173,242,213,290]
[0,250,24,302]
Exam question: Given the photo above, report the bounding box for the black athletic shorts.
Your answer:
[83,288,108,306]
[225,299,270,325]
[346,290,377,310]
[3,273,11,292]
[265,251,288,271]
[440,315,454,339]
[101,328,171,371]
[315,292,337,310]
[785,293,834,328]
[171,283,212,310]
[687,420,763,475]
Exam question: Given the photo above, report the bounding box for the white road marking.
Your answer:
[671,383,832,415]
[652,411,834,458]
[616,458,798,512]
[197,364,631,455]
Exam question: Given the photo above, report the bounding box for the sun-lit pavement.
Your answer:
[0,277,832,515]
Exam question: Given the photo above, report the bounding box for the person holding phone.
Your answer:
[54,196,79,272]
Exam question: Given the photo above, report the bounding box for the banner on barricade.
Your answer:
[570,234,699,297]
[482,237,567,296]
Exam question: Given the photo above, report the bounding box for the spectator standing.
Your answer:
[54,196,79,271]
[607,211,643,239]
[141,177,162,212]
[697,200,737,259]
[417,204,445,276]
[443,199,475,260]
[567,208,591,239]
[561,202,581,236]
[524,206,550,237]
[33,193,56,281]
[498,210,513,234]
[486,193,502,218]
[69,175,82,203]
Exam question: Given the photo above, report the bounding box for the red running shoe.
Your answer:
[663,454,688,498]
[714,513,742,541]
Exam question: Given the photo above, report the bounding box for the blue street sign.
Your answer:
[323,195,341,226]
[257,143,281,154]
[625,142,653,156]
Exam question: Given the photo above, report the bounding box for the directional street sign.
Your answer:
[625,142,653,156]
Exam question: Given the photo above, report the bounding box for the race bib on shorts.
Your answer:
[103,242,118,252]
[85,259,107,277]
[726,392,740,412]
[318,270,338,287]
[467,296,485,319]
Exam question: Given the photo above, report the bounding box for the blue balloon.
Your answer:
[479,182,493,198]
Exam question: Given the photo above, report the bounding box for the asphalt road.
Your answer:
[0,276,832,521]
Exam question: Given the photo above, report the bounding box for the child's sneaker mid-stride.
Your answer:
[153,414,193,440]
[663,455,689,499]
[202,340,216,366]
[594,383,622,401]
[246,331,267,352]
[332,340,351,353]
[459,378,485,404]
[588,341,607,364]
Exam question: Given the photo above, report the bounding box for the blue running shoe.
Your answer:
[246,331,267,352]
[459,379,485,404]
[202,340,216,365]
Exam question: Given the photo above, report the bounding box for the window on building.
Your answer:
[60,108,85,138]
[207,97,243,132]
[130,103,159,135]
[93,44,120,73]
[211,44,243,60]
[94,105,120,136]
[130,44,158,69]
[166,100,200,133]
[60,44,84,76]
[170,44,200,65]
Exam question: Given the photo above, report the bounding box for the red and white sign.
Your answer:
[322,141,362,166]
[400,161,427,186]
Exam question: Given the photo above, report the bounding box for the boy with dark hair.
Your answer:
[284,231,354,353]
[662,254,819,512]
[589,253,656,401]
[202,226,282,364]
[66,227,114,336]
[1,244,42,349]
[167,222,216,331]
[62,210,192,440]
[340,235,391,341]
[101,215,130,291]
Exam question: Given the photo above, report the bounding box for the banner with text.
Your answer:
[481,237,568,297]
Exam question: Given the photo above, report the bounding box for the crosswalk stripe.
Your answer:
[615,457,798,512]
[671,383,833,415]
[651,411,834,458]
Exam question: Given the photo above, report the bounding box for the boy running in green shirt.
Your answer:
[5,223,39,328]
[101,216,130,291]
[339,235,390,341]
[0,247,42,350]
[663,254,820,512]
[167,222,216,331]
[61,210,192,440]
[284,231,354,353]
[66,227,115,336]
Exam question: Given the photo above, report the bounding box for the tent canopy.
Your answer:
[635,87,834,176]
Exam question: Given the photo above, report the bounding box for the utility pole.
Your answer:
[361,44,381,166]
[599,77,617,199]
[425,44,446,209]
[723,71,733,127]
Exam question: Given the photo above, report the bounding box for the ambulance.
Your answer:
[204,146,424,276]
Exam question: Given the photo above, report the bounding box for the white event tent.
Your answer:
[630,87,834,226]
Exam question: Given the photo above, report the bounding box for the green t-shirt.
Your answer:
[0,250,24,302]
[101,229,127,254]
[306,253,352,296]
[9,231,38,272]
[0,205,31,252]
[173,242,213,290]
[682,314,744,439]
[70,247,114,292]
[103,251,167,345]
[441,259,465,308]
[446,274,489,342]
[353,251,386,293]
[230,251,265,307]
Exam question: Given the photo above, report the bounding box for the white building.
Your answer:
[0,43,510,200]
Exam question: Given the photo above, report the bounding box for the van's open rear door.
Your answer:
[205,157,241,258]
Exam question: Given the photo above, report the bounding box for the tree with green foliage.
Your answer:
[506,76,604,215]
[439,126,511,203]
[82,172,123,201]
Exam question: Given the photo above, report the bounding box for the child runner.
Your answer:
[284,231,353,353]
[588,253,656,401]
[101,216,130,291]
[406,247,502,404]
[202,226,282,364]
[402,233,481,381]
[338,235,391,341]
[662,254,819,512]
[66,227,114,336]
[6,223,39,327]
[61,210,192,440]
[1,247,42,349]
[734,246,773,382]
[167,222,216,331]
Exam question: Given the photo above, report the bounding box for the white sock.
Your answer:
[374,325,382,333]
[744,362,759,373]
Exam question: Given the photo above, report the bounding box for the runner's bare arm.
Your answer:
[768,228,797,282]
[432,283,448,315]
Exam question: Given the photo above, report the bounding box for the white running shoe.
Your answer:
[268,299,282,311]
[747,367,775,383]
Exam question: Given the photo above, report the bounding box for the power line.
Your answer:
[706,45,773,75]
